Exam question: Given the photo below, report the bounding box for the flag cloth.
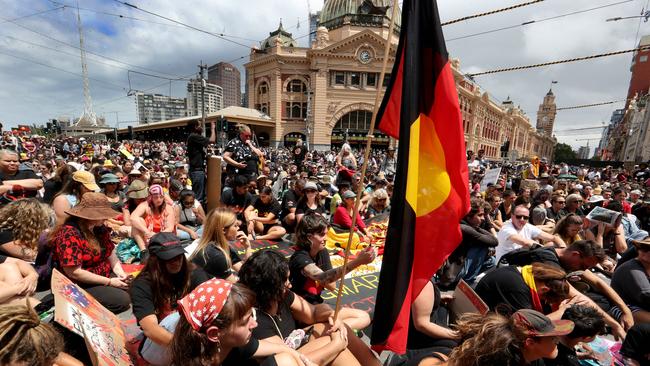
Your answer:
[370,0,470,354]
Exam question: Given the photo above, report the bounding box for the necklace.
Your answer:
[260,309,284,339]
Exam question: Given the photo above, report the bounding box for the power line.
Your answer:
[556,99,626,111]
[467,45,650,77]
[0,6,64,24]
[47,0,262,43]
[442,0,545,26]
[448,0,634,42]
[112,0,253,49]
[1,14,180,78]
[0,48,126,91]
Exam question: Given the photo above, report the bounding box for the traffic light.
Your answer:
[220,117,228,132]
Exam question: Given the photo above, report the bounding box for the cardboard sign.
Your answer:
[480,167,502,192]
[52,269,133,366]
[450,279,489,320]
[323,272,380,316]
[520,179,540,192]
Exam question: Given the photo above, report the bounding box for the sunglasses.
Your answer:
[556,201,566,204]
[515,215,529,220]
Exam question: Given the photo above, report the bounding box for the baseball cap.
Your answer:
[513,309,574,337]
[304,181,318,191]
[342,190,357,199]
[148,232,185,260]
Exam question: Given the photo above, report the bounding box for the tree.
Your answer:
[553,143,576,163]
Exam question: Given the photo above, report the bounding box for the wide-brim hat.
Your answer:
[73,171,100,192]
[65,192,118,220]
[127,180,148,199]
[632,238,650,248]
[99,173,120,184]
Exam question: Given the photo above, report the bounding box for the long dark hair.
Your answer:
[169,283,255,366]
[238,250,289,312]
[137,255,190,314]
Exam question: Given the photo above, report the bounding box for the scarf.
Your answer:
[521,265,543,312]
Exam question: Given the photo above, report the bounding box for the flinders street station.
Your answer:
[244,0,556,160]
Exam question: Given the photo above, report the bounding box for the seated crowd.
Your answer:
[2,136,650,366]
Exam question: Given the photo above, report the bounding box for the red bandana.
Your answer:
[177,278,232,331]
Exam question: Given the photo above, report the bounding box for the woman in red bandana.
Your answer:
[169,278,311,366]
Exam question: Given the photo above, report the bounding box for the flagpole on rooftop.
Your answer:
[333,0,399,321]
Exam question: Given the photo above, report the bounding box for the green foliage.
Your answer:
[553,143,576,163]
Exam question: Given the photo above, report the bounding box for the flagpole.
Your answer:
[333,0,400,321]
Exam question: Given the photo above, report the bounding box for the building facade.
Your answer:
[536,89,557,136]
[627,35,650,105]
[135,93,187,124]
[207,62,241,108]
[244,0,555,160]
[186,79,224,116]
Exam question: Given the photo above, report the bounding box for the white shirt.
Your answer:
[495,220,543,263]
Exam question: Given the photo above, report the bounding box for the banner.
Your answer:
[479,167,502,192]
[52,269,132,366]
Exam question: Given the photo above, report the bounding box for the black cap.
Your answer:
[148,233,185,260]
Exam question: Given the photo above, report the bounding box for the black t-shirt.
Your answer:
[222,337,259,366]
[500,247,561,268]
[130,273,184,323]
[292,146,306,165]
[289,249,332,304]
[253,291,298,340]
[252,196,282,221]
[0,230,13,246]
[280,190,300,219]
[295,201,326,217]
[187,133,209,171]
[221,189,254,215]
[42,179,62,204]
[474,266,533,311]
[192,244,242,279]
[0,169,39,197]
[543,343,581,366]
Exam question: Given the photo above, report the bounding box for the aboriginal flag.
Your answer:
[370,0,470,354]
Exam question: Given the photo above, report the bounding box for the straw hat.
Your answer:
[103,160,116,168]
[72,171,99,192]
[65,192,118,220]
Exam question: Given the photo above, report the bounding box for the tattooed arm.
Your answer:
[301,247,376,283]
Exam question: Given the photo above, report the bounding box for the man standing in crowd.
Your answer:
[186,120,216,204]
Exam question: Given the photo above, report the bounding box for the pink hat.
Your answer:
[148,184,163,196]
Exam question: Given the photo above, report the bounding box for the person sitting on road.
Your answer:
[244,186,286,241]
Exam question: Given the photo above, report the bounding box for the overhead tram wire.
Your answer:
[47,0,262,43]
[112,0,252,49]
[556,99,627,111]
[442,0,545,26]
[0,49,126,91]
[447,0,634,42]
[0,15,180,79]
[467,45,650,77]
[0,6,64,24]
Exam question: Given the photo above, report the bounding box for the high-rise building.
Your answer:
[135,93,187,124]
[627,35,650,105]
[577,146,590,159]
[186,79,224,116]
[536,89,557,136]
[309,11,321,46]
[207,62,241,108]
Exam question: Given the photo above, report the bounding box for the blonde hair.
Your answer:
[190,208,237,268]
[237,124,251,134]
[0,198,53,252]
[0,300,64,365]
[369,188,389,207]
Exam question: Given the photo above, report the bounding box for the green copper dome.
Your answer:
[319,0,401,30]
[261,21,298,50]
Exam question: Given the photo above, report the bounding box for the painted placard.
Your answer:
[480,167,502,192]
[52,269,132,366]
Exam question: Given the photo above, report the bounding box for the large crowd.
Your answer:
[1,120,650,366]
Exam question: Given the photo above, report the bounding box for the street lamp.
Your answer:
[606,11,650,22]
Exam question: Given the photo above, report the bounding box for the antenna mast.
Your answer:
[76,3,97,126]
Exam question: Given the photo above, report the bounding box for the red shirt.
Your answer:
[53,223,114,280]
[333,206,366,231]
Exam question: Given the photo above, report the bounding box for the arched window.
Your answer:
[286,79,307,93]
[334,110,373,131]
[255,81,269,115]
[283,78,309,120]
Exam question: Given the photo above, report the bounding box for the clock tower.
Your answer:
[536,88,557,136]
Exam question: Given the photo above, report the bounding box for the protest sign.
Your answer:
[52,269,132,366]
[450,279,489,321]
[480,167,502,192]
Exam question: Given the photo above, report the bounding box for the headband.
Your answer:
[177,278,232,331]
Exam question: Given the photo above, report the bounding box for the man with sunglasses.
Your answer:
[496,205,566,263]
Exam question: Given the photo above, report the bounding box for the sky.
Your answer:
[0,0,648,154]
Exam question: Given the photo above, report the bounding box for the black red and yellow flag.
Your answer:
[370,0,470,354]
